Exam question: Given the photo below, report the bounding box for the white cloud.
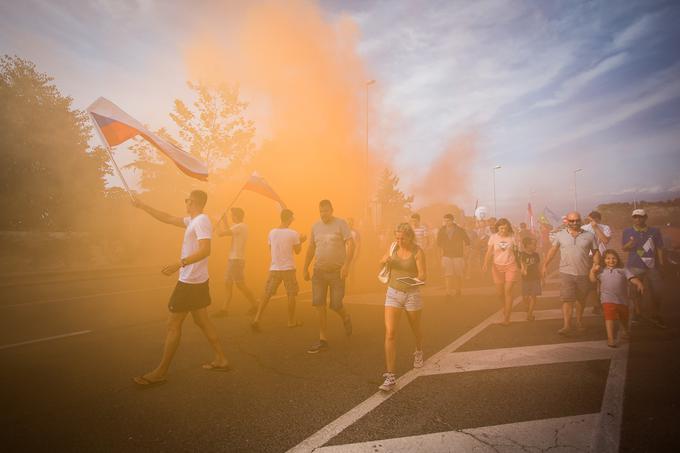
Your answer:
[534,52,629,109]
[612,12,658,50]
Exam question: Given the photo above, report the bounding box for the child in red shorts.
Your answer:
[589,249,643,347]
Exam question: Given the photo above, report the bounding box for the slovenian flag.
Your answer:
[87,97,208,181]
[242,172,286,208]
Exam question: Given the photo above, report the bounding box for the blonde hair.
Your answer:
[395,222,417,251]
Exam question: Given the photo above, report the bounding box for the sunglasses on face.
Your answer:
[567,219,581,223]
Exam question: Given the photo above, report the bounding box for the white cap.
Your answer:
[632,209,647,217]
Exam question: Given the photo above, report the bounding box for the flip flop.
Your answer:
[133,375,167,387]
[607,343,617,348]
[202,363,231,372]
[287,321,304,328]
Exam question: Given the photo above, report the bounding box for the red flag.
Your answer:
[242,172,286,208]
[87,97,208,181]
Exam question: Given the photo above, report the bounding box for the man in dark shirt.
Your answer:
[437,214,470,297]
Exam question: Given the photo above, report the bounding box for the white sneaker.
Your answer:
[413,350,424,368]
[379,372,396,391]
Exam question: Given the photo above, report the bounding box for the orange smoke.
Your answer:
[182,0,380,292]
[186,0,372,220]
[412,133,478,208]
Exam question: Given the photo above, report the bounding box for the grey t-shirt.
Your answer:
[597,267,634,305]
[311,217,352,270]
[551,229,597,276]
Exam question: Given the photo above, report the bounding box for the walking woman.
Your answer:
[378,223,427,391]
[482,218,519,325]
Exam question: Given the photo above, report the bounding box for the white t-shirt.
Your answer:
[582,223,612,255]
[269,228,301,271]
[179,214,212,284]
[229,223,248,260]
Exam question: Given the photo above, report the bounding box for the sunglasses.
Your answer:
[567,219,581,223]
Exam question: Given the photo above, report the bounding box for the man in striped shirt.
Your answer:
[410,213,429,251]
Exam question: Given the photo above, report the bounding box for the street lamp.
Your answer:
[573,168,583,210]
[492,165,501,217]
[365,79,376,223]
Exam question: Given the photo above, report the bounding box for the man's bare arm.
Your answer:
[162,239,211,275]
[543,244,560,270]
[133,199,184,228]
[216,218,233,237]
[303,239,316,280]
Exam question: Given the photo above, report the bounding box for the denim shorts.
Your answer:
[385,286,423,311]
[559,273,591,302]
[312,268,345,310]
[264,270,299,299]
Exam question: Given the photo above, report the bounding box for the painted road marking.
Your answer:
[314,414,599,453]
[287,294,527,453]
[509,307,598,321]
[0,330,92,350]
[288,274,626,453]
[0,286,174,309]
[423,340,616,376]
[592,343,629,453]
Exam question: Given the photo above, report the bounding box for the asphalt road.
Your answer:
[1,270,678,452]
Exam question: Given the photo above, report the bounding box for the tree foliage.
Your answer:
[375,168,413,229]
[0,55,109,231]
[127,81,256,198]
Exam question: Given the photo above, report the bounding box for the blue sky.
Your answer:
[2,0,679,219]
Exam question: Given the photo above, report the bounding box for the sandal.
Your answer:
[202,363,231,372]
[133,375,167,387]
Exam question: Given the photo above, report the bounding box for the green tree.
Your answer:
[375,168,413,229]
[0,55,109,231]
[127,81,256,198]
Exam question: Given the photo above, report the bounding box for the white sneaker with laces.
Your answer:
[413,350,424,368]
[379,372,396,391]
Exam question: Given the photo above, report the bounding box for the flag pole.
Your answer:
[220,187,244,221]
[89,113,135,201]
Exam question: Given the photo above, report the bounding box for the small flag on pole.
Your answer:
[242,172,286,208]
[87,97,208,181]
[543,206,561,225]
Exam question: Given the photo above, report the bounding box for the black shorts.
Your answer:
[168,280,211,313]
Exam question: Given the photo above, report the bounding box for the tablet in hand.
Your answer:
[396,277,425,286]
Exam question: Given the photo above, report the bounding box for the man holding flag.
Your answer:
[131,191,230,386]
[213,208,259,317]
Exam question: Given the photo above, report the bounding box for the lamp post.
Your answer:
[365,80,376,223]
[492,165,501,217]
[573,168,583,210]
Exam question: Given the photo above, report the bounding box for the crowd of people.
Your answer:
[130,190,668,392]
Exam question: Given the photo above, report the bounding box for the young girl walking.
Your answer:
[589,249,643,347]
